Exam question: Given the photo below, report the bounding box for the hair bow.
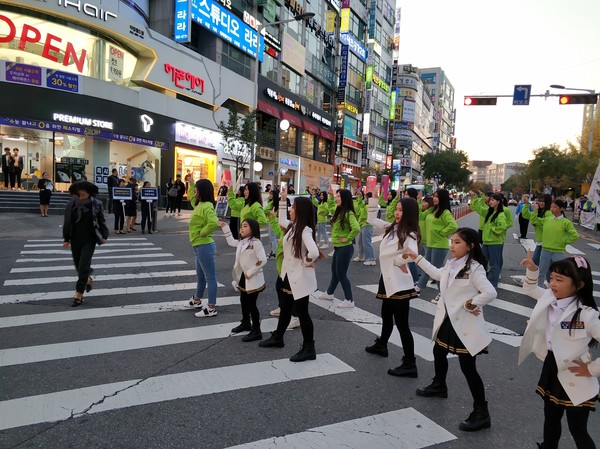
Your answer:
[573,256,588,269]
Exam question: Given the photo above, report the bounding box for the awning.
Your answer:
[302,120,320,135]
[320,128,336,141]
[280,110,302,129]
[257,100,281,119]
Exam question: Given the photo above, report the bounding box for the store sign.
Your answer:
[108,45,124,82]
[372,73,389,92]
[256,146,275,160]
[339,32,367,62]
[140,114,154,132]
[243,11,261,30]
[402,99,416,123]
[174,0,191,42]
[280,157,299,167]
[263,31,281,60]
[175,122,222,150]
[338,44,348,88]
[264,87,332,127]
[164,63,205,95]
[191,0,264,61]
[345,103,358,115]
[52,113,114,130]
[309,55,336,90]
[56,0,118,22]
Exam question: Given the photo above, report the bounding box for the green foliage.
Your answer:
[218,108,257,179]
[524,145,581,196]
[422,150,471,189]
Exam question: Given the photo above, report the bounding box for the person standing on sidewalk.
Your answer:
[1,147,13,190]
[515,194,533,239]
[140,181,154,234]
[173,174,185,216]
[365,196,420,378]
[12,148,23,190]
[37,172,53,217]
[107,168,119,214]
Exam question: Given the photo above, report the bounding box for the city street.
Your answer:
[0,209,599,449]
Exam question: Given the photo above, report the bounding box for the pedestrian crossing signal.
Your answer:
[558,94,598,105]
[464,97,497,106]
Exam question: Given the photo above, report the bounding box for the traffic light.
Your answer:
[464,97,497,106]
[558,94,598,105]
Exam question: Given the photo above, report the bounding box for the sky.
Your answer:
[396,0,600,164]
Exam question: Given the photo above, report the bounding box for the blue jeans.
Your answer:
[268,226,278,253]
[194,242,217,305]
[417,247,448,290]
[317,222,329,244]
[538,250,565,286]
[327,244,354,300]
[361,225,375,261]
[532,244,542,266]
[482,243,504,288]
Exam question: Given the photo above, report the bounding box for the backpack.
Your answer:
[168,185,178,197]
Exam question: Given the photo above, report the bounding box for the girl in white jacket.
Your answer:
[259,193,321,362]
[365,196,421,378]
[519,253,599,449]
[220,218,267,342]
[405,227,497,432]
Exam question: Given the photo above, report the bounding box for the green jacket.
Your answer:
[240,201,268,226]
[312,197,330,224]
[227,190,244,218]
[379,195,399,223]
[478,210,508,245]
[268,214,284,275]
[504,208,514,229]
[330,211,360,247]
[419,208,432,246]
[522,208,552,243]
[424,209,458,249]
[470,194,486,230]
[529,214,579,252]
[189,201,219,246]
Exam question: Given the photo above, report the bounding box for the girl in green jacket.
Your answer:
[521,194,552,265]
[240,182,268,228]
[313,191,331,248]
[227,185,245,239]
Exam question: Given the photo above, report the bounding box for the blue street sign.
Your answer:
[513,84,531,105]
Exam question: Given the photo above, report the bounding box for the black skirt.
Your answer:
[39,190,51,205]
[536,351,597,410]
[434,316,489,356]
[376,275,418,300]
[238,274,265,295]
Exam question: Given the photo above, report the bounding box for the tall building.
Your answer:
[419,67,456,153]
[486,162,526,191]
[469,160,493,184]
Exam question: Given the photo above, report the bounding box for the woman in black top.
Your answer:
[63,181,108,307]
[37,172,53,216]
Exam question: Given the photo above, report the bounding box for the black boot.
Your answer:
[241,323,262,342]
[365,338,388,357]
[388,356,418,378]
[258,331,284,348]
[231,320,252,334]
[459,401,491,431]
[536,443,543,449]
[290,340,316,362]
[416,379,448,398]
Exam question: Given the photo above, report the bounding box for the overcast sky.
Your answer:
[397,0,600,164]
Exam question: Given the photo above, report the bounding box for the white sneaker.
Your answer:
[270,307,281,317]
[337,299,355,308]
[195,306,217,317]
[318,292,335,300]
[352,256,363,262]
[231,281,239,292]
[287,317,300,329]
[414,285,421,294]
[183,297,203,309]
[363,260,376,266]
[328,251,334,257]
[431,293,441,304]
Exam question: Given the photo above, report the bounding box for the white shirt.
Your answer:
[546,295,577,351]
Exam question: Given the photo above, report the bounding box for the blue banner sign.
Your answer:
[191,0,264,61]
[46,70,79,93]
[339,44,349,88]
[339,32,367,62]
[174,0,192,43]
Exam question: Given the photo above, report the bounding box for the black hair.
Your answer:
[405,188,418,200]
[384,198,421,249]
[553,199,566,216]
[195,179,215,206]
[388,189,397,204]
[422,196,433,210]
[330,188,355,229]
[485,193,504,223]
[245,182,262,206]
[287,196,316,258]
[537,194,552,218]
[271,189,280,212]
[69,181,98,196]
[242,218,261,239]
[549,257,598,347]
[319,191,328,204]
[433,189,452,218]
[453,228,487,275]
[237,185,245,197]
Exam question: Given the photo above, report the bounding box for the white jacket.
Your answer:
[518,269,600,406]
[367,200,417,296]
[416,255,497,355]
[279,200,320,300]
[223,232,267,292]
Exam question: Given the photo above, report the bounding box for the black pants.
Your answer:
[3,170,12,188]
[70,239,96,294]
[433,343,486,405]
[276,276,313,342]
[141,202,152,231]
[379,300,414,358]
[229,217,239,239]
[165,196,176,213]
[239,276,261,327]
[276,277,297,317]
[113,201,124,231]
[14,168,22,188]
[174,195,183,213]
[543,399,596,449]
[518,213,529,239]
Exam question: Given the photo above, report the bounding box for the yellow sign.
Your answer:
[340,8,350,32]
[345,103,359,115]
[326,10,336,33]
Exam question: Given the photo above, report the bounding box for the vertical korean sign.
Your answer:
[174,0,191,43]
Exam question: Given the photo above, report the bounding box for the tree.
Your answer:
[524,145,581,196]
[421,150,471,189]
[218,107,257,180]
[501,173,528,196]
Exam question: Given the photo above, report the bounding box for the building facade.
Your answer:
[419,67,456,154]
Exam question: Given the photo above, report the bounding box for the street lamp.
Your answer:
[250,12,315,182]
[550,84,596,154]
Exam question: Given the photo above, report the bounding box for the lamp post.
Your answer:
[550,84,596,154]
[250,12,315,183]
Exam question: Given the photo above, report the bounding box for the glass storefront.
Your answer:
[175,145,217,195]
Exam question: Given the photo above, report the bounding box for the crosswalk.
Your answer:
[1,236,597,447]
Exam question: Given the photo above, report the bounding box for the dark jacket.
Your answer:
[63,197,108,243]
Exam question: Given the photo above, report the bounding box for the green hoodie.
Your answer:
[522,207,552,242]
[424,209,458,249]
[227,190,244,218]
[189,201,219,246]
[268,214,284,275]
[312,197,330,224]
[240,201,268,226]
[330,210,360,247]
[379,194,399,223]
[471,196,509,244]
[528,213,579,252]
[419,208,433,246]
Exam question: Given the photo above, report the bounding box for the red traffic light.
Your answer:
[558,94,598,105]
[464,97,497,106]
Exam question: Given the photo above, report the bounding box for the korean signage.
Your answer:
[389,91,397,120]
[174,0,191,42]
[339,32,367,62]
[175,122,222,150]
[372,74,389,92]
[265,88,332,128]
[164,63,205,95]
[402,99,416,123]
[95,166,110,186]
[264,31,282,60]
[345,103,359,115]
[340,8,350,32]
[191,0,264,61]
[338,44,349,88]
[309,55,336,90]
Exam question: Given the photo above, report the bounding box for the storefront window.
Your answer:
[279,126,297,154]
[317,137,331,163]
[300,131,315,159]
[175,146,217,194]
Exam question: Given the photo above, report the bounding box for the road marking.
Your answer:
[0,296,241,328]
[26,238,148,242]
[227,407,456,449]
[588,243,600,250]
[513,233,520,240]
[0,318,279,367]
[16,253,175,263]
[0,353,354,431]
[20,247,160,255]
[0,282,226,304]
[5,269,199,286]
[565,244,585,255]
[10,260,186,274]
[24,242,155,248]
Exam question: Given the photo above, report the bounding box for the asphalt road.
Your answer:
[0,208,599,449]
